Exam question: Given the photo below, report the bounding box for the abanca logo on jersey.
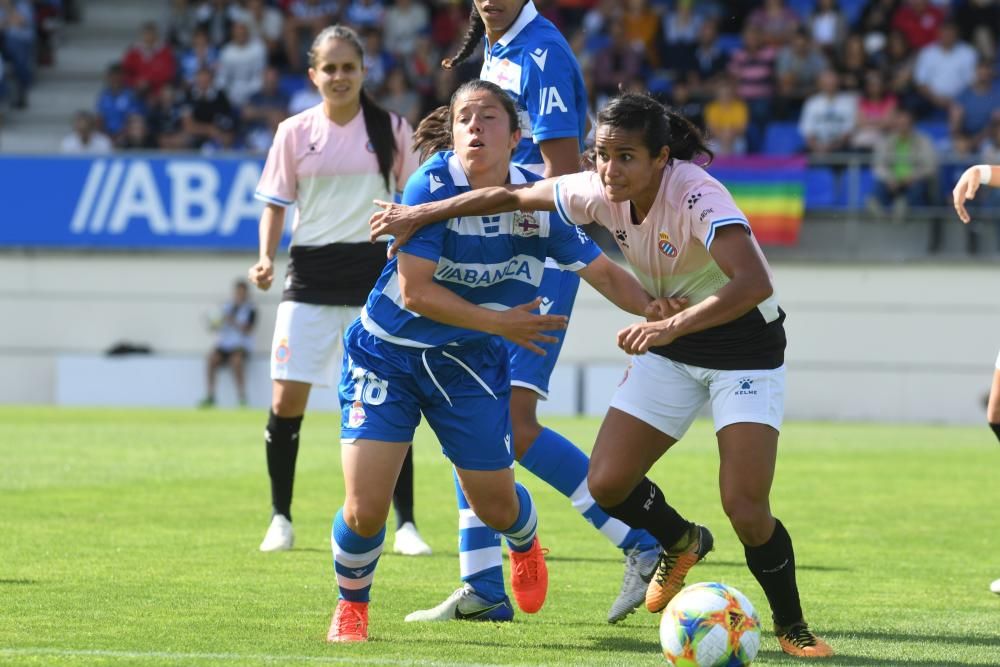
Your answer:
[434,257,537,287]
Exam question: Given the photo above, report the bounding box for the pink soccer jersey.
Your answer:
[554,161,779,316]
[254,104,419,247]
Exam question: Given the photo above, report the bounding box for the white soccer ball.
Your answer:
[660,582,761,666]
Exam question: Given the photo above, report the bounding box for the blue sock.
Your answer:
[503,483,538,553]
[520,428,658,553]
[331,507,385,602]
[454,470,506,603]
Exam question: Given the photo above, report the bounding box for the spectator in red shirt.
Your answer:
[122,22,177,96]
[891,0,945,50]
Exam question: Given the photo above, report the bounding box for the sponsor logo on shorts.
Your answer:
[274,338,291,364]
[735,377,757,396]
[539,297,554,315]
[618,362,632,386]
[348,400,367,428]
[657,231,677,258]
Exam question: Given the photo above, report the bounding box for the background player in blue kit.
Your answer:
[402,0,662,623]
[327,80,658,643]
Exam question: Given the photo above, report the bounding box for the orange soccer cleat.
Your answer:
[776,622,835,658]
[645,524,714,613]
[509,536,549,614]
[326,599,368,643]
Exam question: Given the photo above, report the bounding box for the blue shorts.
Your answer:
[507,267,580,398]
[339,320,514,471]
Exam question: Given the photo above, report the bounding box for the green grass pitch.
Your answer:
[2,406,998,666]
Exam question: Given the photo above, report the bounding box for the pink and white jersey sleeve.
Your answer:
[255,119,297,207]
[554,171,615,228]
[670,172,750,251]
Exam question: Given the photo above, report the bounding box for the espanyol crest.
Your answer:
[658,231,677,258]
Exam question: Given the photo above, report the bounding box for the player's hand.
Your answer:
[370,200,421,258]
[248,257,274,291]
[494,297,568,356]
[644,297,688,321]
[617,320,677,355]
[953,166,983,224]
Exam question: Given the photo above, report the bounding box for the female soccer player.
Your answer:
[953,163,1000,594]
[370,92,835,659]
[327,80,659,643]
[248,25,430,556]
[416,0,662,624]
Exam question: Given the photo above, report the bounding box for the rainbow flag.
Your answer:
[708,157,806,246]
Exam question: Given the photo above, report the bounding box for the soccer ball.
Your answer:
[660,582,761,666]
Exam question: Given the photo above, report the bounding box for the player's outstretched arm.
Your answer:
[953,164,997,224]
[370,178,561,256]
[577,254,654,317]
[397,253,567,356]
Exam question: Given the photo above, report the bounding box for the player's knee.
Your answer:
[722,495,771,543]
[587,466,628,507]
[469,498,518,531]
[341,500,388,538]
[511,420,541,460]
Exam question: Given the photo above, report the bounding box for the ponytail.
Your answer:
[442,6,485,70]
[413,106,453,162]
[360,90,398,192]
[597,92,713,166]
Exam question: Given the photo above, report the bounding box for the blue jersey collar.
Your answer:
[447,152,529,187]
[491,0,538,48]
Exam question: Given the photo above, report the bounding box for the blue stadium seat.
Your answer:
[786,0,815,20]
[279,74,307,98]
[805,167,837,209]
[839,0,868,27]
[917,121,951,151]
[716,33,743,56]
[763,122,804,155]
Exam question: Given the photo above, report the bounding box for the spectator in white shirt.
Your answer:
[60,111,113,154]
[383,0,428,57]
[799,69,858,155]
[216,20,266,107]
[913,22,978,117]
[232,0,284,64]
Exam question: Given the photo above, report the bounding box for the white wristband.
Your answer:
[977,164,992,185]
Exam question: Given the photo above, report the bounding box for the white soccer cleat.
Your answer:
[991,579,1000,595]
[259,514,294,552]
[608,545,660,623]
[393,521,432,556]
[405,584,514,622]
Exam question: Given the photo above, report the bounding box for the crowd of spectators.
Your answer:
[0,0,75,111]
[63,0,999,204]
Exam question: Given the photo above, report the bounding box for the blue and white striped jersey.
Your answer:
[480,1,588,173]
[361,151,601,348]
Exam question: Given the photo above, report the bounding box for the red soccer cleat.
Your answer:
[326,599,368,643]
[509,537,548,614]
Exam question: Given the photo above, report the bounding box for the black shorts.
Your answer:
[214,347,249,364]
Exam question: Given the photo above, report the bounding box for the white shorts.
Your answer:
[610,353,785,440]
[270,302,360,387]
[995,348,1000,370]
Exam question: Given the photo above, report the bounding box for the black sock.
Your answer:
[744,518,803,628]
[393,445,415,529]
[990,423,1000,444]
[599,477,692,549]
[265,410,302,522]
